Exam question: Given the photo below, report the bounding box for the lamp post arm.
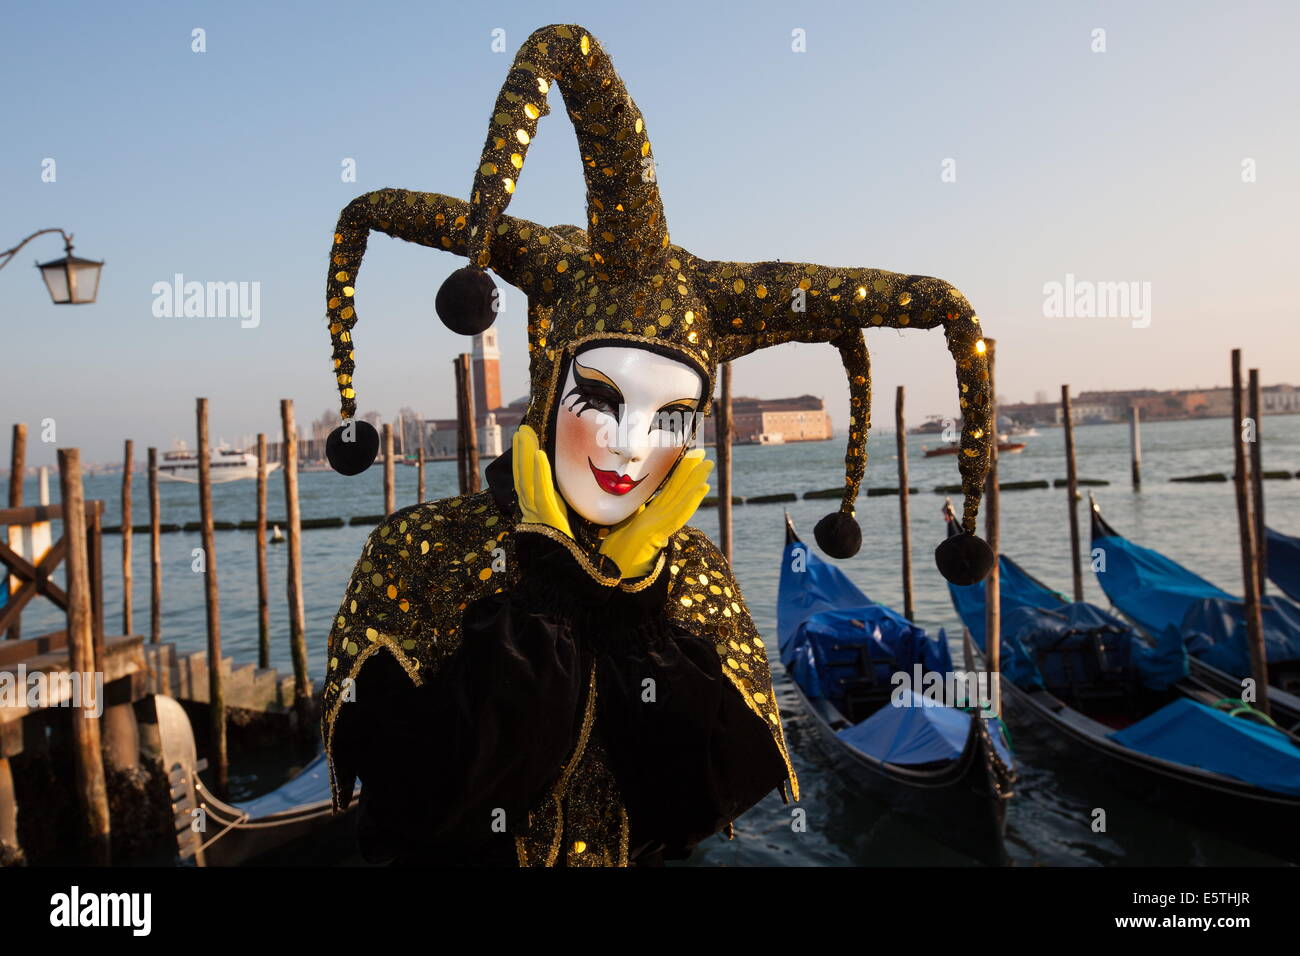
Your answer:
[0,228,74,273]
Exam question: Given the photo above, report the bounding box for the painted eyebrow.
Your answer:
[572,359,624,398]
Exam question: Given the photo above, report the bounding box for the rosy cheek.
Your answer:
[556,406,602,476]
[641,446,680,490]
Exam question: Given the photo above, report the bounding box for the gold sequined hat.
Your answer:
[323,23,996,582]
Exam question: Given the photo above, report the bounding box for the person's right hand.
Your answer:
[512,425,574,539]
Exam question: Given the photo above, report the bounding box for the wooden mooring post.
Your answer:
[56,447,112,865]
[417,445,426,504]
[1061,385,1084,602]
[120,439,133,637]
[716,362,734,563]
[6,422,25,640]
[1129,405,1142,490]
[1231,350,1269,716]
[1249,369,1265,596]
[256,433,270,669]
[383,423,395,516]
[280,401,312,730]
[983,339,1002,719]
[895,386,914,621]
[148,447,162,644]
[196,398,228,795]
[456,353,480,494]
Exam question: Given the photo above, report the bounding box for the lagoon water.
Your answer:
[13,415,1300,865]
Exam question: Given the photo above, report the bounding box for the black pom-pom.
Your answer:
[814,511,861,559]
[435,266,498,335]
[935,531,995,585]
[326,420,379,476]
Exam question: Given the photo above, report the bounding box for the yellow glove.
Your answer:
[512,425,573,539]
[599,450,713,579]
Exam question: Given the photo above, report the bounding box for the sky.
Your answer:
[3,0,1298,466]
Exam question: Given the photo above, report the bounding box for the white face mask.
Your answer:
[552,346,705,526]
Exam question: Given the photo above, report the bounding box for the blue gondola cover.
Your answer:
[779,540,952,703]
[1267,526,1300,604]
[837,688,1012,766]
[1109,698,1300,795]
[1093,525,1300,670]
[949,560,1188,691]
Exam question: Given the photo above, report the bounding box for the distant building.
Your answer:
[701,395,832,444]
[424,412,502,461]
[1000,383,1300,427]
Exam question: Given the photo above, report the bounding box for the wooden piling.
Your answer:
[1231,350,1269,715]
[895,386,914,621]
[1129,405,1142,489]
[56,447,112,865]
[417,445,426,504]
[383,423,395,516]
[458,353,481,493]
[256,433,270,669]
[6,423,25,640]
[148,447,162,644]
[1061,385,1084,602]
[195,398,228,795]
[716,362,734,563]
[1249,369,1265,596]
[983,339,1001,719]
[280,400,311,727]
[453,358,468,494]
[121,439,133,637]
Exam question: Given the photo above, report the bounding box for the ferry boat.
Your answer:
[158,440,279,483]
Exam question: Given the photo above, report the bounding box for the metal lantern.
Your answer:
[37,249,104,304]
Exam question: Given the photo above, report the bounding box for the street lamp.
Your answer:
[0,228,104,304]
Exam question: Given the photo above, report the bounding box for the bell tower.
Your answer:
[472,328,502,417]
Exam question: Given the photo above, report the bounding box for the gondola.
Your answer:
[943,508,1300,862]
[1266,525,1300,604]
[1088,495,1300,707]
[778,513,1015,865]
[156,694,358,866]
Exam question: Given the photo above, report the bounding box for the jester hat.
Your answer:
[323,23,995,583]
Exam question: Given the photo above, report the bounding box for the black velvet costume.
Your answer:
[329,454,789,865]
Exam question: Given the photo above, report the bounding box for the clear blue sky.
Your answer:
[4,0,1297,465]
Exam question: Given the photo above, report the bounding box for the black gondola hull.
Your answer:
[999,676,1300,863]
[789,678,1012,866]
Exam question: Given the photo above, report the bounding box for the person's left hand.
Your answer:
[599,450,713,578]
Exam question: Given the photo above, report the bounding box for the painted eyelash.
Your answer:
[565,382,623,421]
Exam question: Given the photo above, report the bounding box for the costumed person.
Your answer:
[319,23,996,867]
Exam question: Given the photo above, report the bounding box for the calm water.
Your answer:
[13,415,1300,865]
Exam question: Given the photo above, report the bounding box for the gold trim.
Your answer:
[323,635,426,810]
[515,521,621,586]
[618,806,630,867]
[514,661,599,867]
[619,550,665,592]
[721,662,800,803]
[533,344,566,448]
[565,332,712,388]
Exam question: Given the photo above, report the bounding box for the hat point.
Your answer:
[326,420,380,476]
[814,511,861,559]
[934,531,994,585]
[436,266,498,336]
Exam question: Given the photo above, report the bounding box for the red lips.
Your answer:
[588,459,645,496]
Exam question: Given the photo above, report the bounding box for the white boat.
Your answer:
[158,440,279,484]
